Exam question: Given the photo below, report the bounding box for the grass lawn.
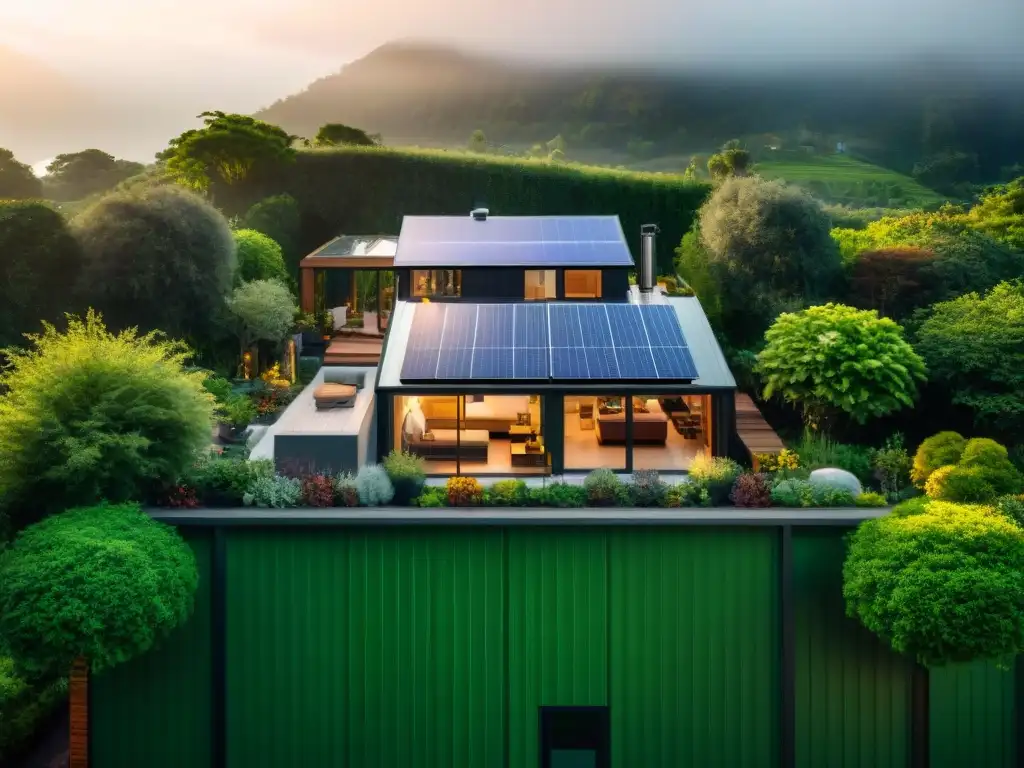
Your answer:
[753,154,946,207]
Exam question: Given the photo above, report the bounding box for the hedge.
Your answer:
[225,146,712,275]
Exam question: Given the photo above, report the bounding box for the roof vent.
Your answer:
[471,207,489,221]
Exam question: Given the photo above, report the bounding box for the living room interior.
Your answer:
[395,394,549,475]
[563,394,710,471]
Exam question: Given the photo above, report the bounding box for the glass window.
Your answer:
[412,269,461,298]
[564,394,626,471]
[525,269,557,300]
[564,270,602,299]
[629,394,709,473]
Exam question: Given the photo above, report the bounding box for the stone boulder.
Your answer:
[809,467,863,497]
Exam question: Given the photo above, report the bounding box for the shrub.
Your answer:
[755,449,800,474]
[996,495,1024,527]
[961,438,1011,469]
[855,492,889,508]
[333,473,359,507]
[243,474,302,508]
[382,450,427,505]
[221,394,257,429]
[0,311,216,530]
[202,373,234,404]
[446,476,483,507]
[241,194,302,281]
[891,497,933,517]
[689,454,742,506]
[843,501,1024,665]
[533,483,587,508]
[487,479,529,506]
[233,229,288,284]
[912,431,967,487]
[629,470,666,507]
[812,485,856,507]
[872,434,912,501]
[730,473,772,508]
[189,455,273,507]
[809,469,863,498]
[584,468,624,507]
[0,503,198,678]
[771,479,815,508]
[926,465,998,503]
[415,486,447,508]
[756,304,926,428]
[0,661,66,761]
[356,465,394,506]
[664,482,701,508]
[792,432,875,484]
[301,475,336,507]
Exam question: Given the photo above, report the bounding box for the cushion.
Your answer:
[322,368,365,388]
[421,430,435,441]
[313,383,357,409]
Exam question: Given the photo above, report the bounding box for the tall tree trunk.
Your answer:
[69,656,89,768]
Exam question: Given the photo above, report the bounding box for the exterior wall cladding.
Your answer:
[91,526,1020,768]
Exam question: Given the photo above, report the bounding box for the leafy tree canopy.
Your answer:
[843,501,1024,667]
[72,184,236,345]
[847,246,937,318]
[756,303,926,428]
[44,149,145,201]
[0,200,82,347]
[0,148,43,199]
[233,229,288,284]
[241,194,303,282]
[313,123,378,147]
[0,503,197,678]
[0,311,216,529]
[966,177,1024,253]
[160,111,296,191]
[914,281,1024,435]
[226,279,298,350]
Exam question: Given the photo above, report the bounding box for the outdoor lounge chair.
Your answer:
[313,368,364,410]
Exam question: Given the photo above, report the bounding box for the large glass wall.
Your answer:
[394,394,547,476]
[563,394,626,471]
[412,270,462,298]
[564,270,602,299]
[630,394,709,472]
[524,269,557,300]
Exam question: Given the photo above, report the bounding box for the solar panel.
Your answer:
[399,301,698,383]
[394,215,635,268]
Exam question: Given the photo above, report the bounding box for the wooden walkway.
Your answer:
[735,393,785,468]
[324,334,383,366]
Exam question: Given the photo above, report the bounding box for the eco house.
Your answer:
[88,508,1022,768]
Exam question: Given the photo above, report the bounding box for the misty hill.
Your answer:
[257,41,1024,178]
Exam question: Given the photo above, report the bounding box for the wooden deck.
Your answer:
[324,334,383,366]
[735,393,785,468]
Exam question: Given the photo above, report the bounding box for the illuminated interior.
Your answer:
[412,270,462,298]
[564,269,602,299]
[524,269,557,300]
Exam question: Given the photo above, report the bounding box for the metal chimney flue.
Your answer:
[639,224,659,292]
[471,207,489,221]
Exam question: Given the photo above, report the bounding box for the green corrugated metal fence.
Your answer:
[930,660,1016,768]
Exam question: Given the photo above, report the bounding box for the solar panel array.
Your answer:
[399,303,698,382]
[393,216,635,268]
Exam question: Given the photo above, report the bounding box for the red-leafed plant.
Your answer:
[730,473,772,508]
[163,485,199,509]
[301,474,336,507]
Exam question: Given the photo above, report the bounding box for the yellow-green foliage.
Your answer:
[446,476,483,506]
[922,437,1023,503]
[229,145,711,274]
[0,310,216,527]
[911,431,967,487]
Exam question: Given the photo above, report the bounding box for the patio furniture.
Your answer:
[312,368,365,410]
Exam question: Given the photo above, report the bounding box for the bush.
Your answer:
[730,473,772,508]
[333,473,359,507]
[664,481,705,507]
[584,468,624,507]
[891,497,932,517]
[382,450,427,505]
[629,470,666,507]
[202,373,234,404]
[0,503,198,678]
[0,311,216,530]
[926,465,998,503]
[446,476,483,507]
[227,279,299,351]
[961,438,1012,470]
[793,432,875,485]
[0,661,66,761]
[771,479,815,508]
[190,455,273,507]
[912,431,967,487]
[487,479,529,507]
[415,486,447,508]
[812,485,856,507]
[301,475,336,507]
[689,454,742,506]
[996,495,1024,527]
[356,465,394,506]
[855,492,889,508]
[532,483,587,508]
[872,434,912,501]
[843,501,1024,665]
[241,194,302,282]
[221,394,257,428]
[755,449,800,474]
[809,468,863,498]
[243,474,302,508]
[233,229,289,284]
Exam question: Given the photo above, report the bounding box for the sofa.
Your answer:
[401,406,489,462]
[420,396,531,433]
[595,400,669,445]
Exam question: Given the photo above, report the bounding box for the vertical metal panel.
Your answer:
[91,530,213,768]
[609,527,779,767]
[224,527,505,768]
[930,661,1016,768]
[507,529,608,768]
[793,527,911,768]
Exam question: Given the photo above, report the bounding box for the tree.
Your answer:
[160,111,296,192]
[241,194,303,283]
[966,177,1024,253]
[467,129,488,153]
[226,279,298,354]
[0,148,43,199]
[0,201,82,347]
[233,229,289,284]
[699,176,843,343]
[0,503,198,678]
[843,501,1024,667]
[313,123,378,147]
[44,149,145,201]
[756,303,926,429]
[0,311,215,529]
[914,281,1024,434]
[706,141,750,180]
[847,246,937,318]
[673,224,721,327]
[72,185,236,346]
